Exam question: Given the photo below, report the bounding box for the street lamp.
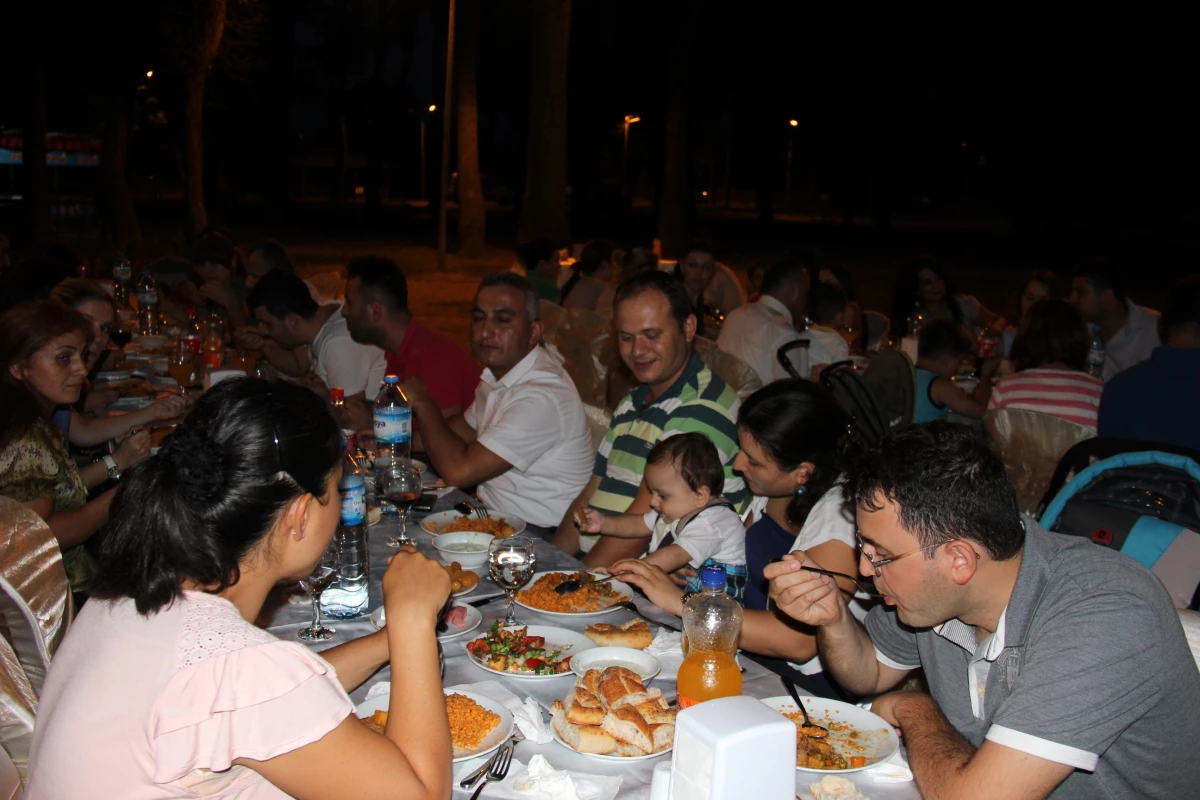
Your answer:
[785,120,798,208]
[420,106,438,201]
[622,114,641,185]
[146,70,154,78]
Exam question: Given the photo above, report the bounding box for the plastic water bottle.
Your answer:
[676,566,743,709]
[322,437,370,618]
[112,252,133,309]
[135,269,159,335]
[1086,325,1106,379]
[374,375,412,463]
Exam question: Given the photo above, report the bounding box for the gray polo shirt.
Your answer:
[866,519,1200,799]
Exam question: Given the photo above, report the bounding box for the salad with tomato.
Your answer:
[466,622,574,675]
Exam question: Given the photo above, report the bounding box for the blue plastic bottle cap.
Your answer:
[383,375,399,384]
[700,565,726,590]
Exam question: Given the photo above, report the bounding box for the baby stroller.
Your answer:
[1039,447,1200,610]
[816,350,915,447]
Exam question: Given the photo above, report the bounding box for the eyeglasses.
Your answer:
[855,533,945,577]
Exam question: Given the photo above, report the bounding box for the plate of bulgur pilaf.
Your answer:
[356,689,514,762]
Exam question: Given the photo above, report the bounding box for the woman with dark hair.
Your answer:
[613,380,866,698]
[988,298,1103,430]
[0,301,121,589]
[26,379,453,800]
[890,255,1002,340]
[1000,270,1062,362]
[560,239,617,313]
[192,232,250,328]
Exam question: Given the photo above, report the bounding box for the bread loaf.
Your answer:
[600,706,654,754]
[584,618,653,649]
[553,666,676,757]
[552,706,618,754]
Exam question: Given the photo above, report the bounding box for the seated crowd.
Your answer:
[2,232,1199,800]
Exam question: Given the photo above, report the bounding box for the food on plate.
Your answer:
[466,622,574,675]
[443,561,480,593]
[808,775,870,799]
[518,571,622,614]
[780,709,878,770]
[366,505,382,525]
[551,666,675,757]
[360,709,388,734]
[445,692,501,750]
[440,542,488,553]
[444,605,469,627]
[439,515,515,538]
[584,618,653,649]
[112,379,160,398]
[572,506,588,529]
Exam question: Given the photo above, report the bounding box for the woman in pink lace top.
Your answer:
[25,379,454,800]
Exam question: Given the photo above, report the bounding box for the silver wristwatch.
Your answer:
[103,455,122,480]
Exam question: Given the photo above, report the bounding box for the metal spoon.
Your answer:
[454,500,489,521]
[780,676,829,736]
[554,574,619,595]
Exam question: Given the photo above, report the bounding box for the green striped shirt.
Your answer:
[591,352,746,516]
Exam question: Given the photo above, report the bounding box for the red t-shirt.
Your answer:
[384,318,479,414]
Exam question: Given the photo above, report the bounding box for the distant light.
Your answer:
[625,114,641,124]
[429,104,437,112]
[146,70,154,78]
[961,142,967,147]
[789,119,799,127]
[701,190,708,197]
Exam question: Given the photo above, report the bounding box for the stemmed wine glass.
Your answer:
[488,537,537,627]
[298,543,339,642]
[383,462,423,547]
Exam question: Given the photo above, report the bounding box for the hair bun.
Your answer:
[160,425,229,507]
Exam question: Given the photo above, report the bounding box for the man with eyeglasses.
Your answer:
[766,422,1200,799]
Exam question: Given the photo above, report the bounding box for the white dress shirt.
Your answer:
[464,346,594,527]
[799,326,850,374]
[1103,301,1161,381]
[715,294,801,384]
[311,307,388,397]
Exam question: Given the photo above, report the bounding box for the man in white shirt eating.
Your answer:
[400,272,594,529]
[246,270,387,398]
[716,258,810,384]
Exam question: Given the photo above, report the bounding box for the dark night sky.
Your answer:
[2,0,1199,238]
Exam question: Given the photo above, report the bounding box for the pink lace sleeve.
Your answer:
[148,595,355,784]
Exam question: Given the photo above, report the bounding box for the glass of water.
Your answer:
[488,536,537,626]
[297,544,339,642]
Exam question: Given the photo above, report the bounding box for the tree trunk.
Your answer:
[24,55,52,241]
[183,74,210,235]
[517,0,571,244]
[657,21,691,259]
[455,0,485,257]
[100,103,143,258]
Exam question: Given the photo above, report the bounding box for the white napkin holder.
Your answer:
[669,696,796,800]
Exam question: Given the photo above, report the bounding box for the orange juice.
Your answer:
[676,650,742,709]
[167,361,194,385]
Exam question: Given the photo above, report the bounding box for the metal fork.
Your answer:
[454,500,490,521]
[469,740,514,799]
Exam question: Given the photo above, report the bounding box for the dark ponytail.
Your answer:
[560,239,614,306]
[737,380,851,527]
[90,378,340,615]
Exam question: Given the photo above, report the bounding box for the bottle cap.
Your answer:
[330,387,344,402]
[383,375,399,385]
[700,565,727,590]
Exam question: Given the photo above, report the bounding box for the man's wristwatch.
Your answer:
[103,455,122,481]
[681,590,699,606]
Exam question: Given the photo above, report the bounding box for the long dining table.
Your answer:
[262,492,921,800]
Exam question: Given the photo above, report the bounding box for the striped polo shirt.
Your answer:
[987,368,1104,431]
[591,352,746,516]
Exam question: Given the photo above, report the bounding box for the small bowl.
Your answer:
[431,532,494,569]
[148,356,169,375]
[570,647,662,682]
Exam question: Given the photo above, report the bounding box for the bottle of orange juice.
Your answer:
[676,566,743,709]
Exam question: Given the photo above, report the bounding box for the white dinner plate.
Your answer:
[551,724,672,762]
[370,603,483,642]
[94,370,133,382]
[759,696,900,773]
[420,509,527,537]
[570,647,661,682]
[357,689,514,763]
[514,571,634,619]
[465,624,593,680]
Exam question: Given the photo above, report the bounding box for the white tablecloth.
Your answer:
[262,494,921,800]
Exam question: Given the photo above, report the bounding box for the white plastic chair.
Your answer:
[0,635,34,785]
[0,739,21,800]
[694,337,763,399]
[1180,610,1200,671]
[582,403,613,451]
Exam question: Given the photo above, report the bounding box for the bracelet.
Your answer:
[680,590,698,606]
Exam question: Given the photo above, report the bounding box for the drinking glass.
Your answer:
[383,462,423,547]
[168,342,195,390]
[488,536,537,626]
[298,544,339,641]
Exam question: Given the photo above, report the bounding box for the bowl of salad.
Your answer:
[464,622,594,679]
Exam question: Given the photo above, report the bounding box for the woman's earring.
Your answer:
[293,528,306,540]
[795,485,807,496]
